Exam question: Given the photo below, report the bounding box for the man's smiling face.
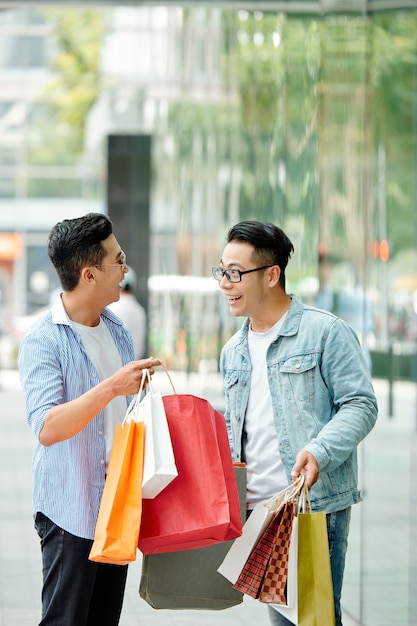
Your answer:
[218,241,272,319]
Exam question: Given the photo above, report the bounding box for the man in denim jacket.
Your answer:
[213,221,377,626]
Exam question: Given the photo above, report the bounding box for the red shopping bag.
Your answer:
[138,394,242,555]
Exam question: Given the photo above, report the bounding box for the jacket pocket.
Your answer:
[279,353,316,374]
[278,353,318,406]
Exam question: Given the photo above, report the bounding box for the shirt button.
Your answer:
[295,362,301,369]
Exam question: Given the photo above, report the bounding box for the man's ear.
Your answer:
[81,266,96,284]
[268,265,281,287]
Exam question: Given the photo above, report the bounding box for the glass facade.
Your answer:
[0,4,416,624]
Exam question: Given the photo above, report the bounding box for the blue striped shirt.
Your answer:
[18,296,135,539]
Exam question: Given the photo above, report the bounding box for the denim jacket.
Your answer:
[219,295,378,513]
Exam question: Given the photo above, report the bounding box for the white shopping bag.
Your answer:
[217,499,276,584]
[130,370,178,499]
[218,477,304,585]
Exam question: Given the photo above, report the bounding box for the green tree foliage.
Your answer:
[370,12,417,252]
[223,10,416,269]
[34,7,105,162]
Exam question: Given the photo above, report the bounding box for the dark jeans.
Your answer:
[34,512,128,626]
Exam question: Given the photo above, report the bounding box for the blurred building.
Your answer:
[0,5,415,362]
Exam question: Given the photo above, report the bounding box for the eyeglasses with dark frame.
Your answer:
[212,265,275,283]
[92,251,127,269]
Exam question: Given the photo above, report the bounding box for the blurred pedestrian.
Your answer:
[212,220,378,626]
[18,212,159,626]
[108,266,147,359]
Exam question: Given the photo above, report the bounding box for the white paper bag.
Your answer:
[217,499,276,584]
[129,370,178,499]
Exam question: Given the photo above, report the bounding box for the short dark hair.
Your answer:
[47,213,113,291]
[227,220,294,289]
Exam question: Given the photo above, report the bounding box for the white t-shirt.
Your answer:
[72,319,126,467]
[245,314,289,509]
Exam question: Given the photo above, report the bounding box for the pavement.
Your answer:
[0,367,414,626]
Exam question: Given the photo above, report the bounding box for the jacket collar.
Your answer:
[238,294,303,345]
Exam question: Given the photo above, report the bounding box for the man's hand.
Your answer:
[112,357,161,397]
[291,450,319,488]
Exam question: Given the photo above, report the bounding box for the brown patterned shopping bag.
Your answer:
[233,501,295,600]
[218,476,305,587]
[232,505,285,598]
[259,501,297,604]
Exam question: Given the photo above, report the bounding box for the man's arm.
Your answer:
[19,328,159,446]
[300,318,378,475]
[39,357,159,446]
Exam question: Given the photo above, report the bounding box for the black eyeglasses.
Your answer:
[212,265,275,283]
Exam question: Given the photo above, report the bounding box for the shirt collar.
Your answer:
[50,293,124,327]
[51,293,70,325]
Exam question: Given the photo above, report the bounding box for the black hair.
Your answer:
[47,213,113,291]
[227,220,294,290]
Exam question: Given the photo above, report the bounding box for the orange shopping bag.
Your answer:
[89,415,144,565]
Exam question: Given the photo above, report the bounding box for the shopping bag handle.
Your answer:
[298,479,312,514]
[138,368,152,397]
[123,393,141,425]
[159,361,176,393]
[122,371,152,425]
[264,475,305,512]
[137,362,177,399]
[122,362,176,425]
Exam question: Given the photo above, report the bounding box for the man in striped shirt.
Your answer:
[19,213,159,626]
